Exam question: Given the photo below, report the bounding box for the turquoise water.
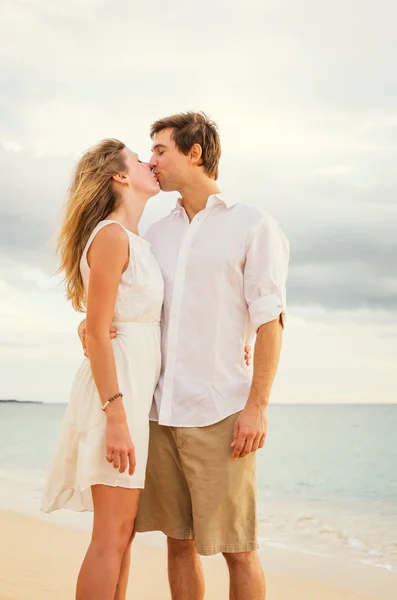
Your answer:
[1,402,396,573]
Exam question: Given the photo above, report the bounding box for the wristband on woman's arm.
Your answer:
[102,392,123,412]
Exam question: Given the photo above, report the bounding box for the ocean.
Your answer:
[1,402,396,584]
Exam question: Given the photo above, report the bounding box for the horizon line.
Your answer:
[2,400,396,407]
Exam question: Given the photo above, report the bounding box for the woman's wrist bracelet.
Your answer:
[102,392,123,412]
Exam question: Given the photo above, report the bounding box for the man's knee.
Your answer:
[223,550,259,569]
[167,537,197,558]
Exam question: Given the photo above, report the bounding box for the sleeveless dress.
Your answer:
[41,220,164,513]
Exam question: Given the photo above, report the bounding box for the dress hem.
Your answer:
[42,479,145,514]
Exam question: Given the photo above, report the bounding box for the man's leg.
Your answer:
[177,414,259,597]
[135,422,200,598]
[167,538,205,600]
[223,551,265,600]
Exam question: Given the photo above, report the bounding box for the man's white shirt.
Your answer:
[145,193,289,428]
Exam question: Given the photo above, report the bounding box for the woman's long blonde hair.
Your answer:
[57,139,127,312]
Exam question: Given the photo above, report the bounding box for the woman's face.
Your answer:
[123,148,160,197]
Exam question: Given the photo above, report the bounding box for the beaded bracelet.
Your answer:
[102,392,123,412]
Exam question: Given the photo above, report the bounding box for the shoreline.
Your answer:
[1,508,395,600]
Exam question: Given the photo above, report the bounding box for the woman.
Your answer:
[41,139,164,600]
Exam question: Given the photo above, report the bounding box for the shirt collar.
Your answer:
[174,193,236,211]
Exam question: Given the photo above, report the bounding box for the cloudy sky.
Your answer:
[1,0,396,404]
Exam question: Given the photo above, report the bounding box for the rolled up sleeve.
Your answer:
[244,213,289,330]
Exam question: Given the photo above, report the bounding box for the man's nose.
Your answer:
[149,155,157,167]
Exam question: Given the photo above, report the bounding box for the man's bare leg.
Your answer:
[223,551,265,600]
[167,538,205,600]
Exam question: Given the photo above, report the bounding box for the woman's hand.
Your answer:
[244,345,252,366]
[105,410,136,475]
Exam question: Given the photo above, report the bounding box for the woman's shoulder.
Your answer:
[84,220,130,266]
[89,220,129,250]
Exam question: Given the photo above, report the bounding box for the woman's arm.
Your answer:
[85,223,135,474]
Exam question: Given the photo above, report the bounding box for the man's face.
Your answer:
[149,129,189,192]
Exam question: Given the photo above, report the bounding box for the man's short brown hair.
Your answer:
[150,111,221,180]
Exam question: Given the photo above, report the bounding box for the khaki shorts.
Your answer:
[135,412,258,556]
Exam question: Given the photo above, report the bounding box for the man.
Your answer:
[138,112,288,600]
[82,112,289,600]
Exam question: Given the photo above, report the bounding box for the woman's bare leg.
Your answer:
[76,485,140,600]
[114,531,135,600]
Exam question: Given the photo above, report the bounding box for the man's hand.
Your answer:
[78,319,117,358]
[77,320,88,357]
[231,405,267,460]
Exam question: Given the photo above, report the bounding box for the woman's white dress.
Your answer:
[41,220,164,512]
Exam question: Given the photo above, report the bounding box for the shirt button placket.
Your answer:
[159,213,207,425]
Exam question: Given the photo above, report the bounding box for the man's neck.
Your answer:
[179,178,221,222]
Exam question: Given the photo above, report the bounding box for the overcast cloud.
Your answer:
[0,0,396,404]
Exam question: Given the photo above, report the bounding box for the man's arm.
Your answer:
[232,213,289,460]
[247,318,283,409]
[231,317,282,459]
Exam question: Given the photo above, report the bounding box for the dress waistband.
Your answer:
[112,320,160,328]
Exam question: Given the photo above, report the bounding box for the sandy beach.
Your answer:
[1,509,394,600]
